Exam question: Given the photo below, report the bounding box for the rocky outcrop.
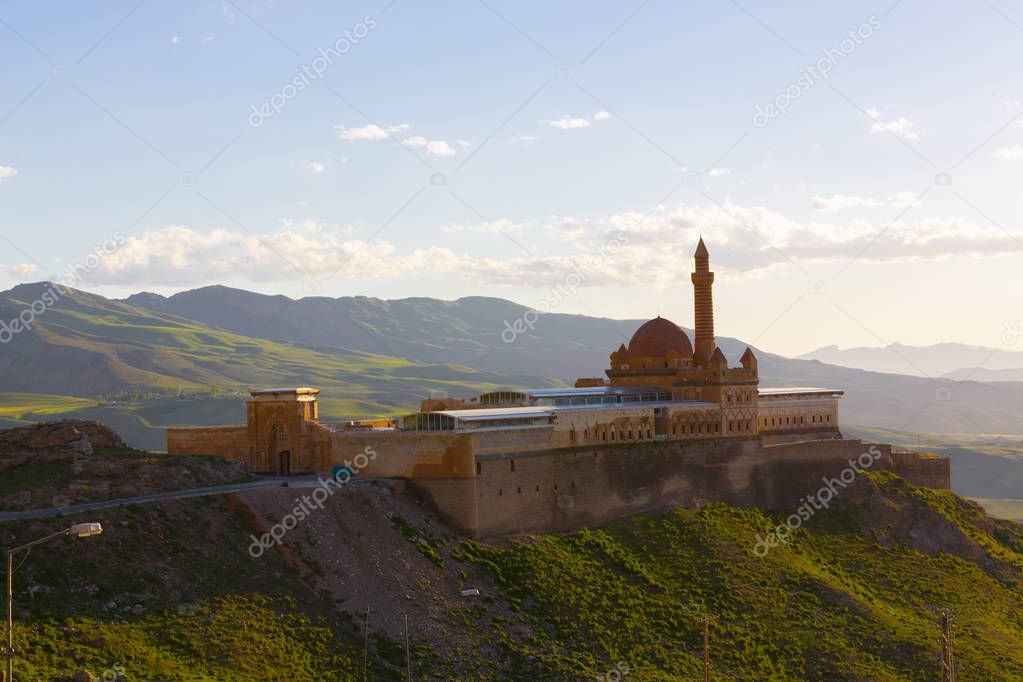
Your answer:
[842,472,1023,579]
[0,419,123,452]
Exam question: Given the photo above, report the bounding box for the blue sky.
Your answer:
[1,0,1022,357]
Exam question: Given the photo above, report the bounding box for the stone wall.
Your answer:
[410,436,951,537]
[329,430,476,479]
[166,426,250,462]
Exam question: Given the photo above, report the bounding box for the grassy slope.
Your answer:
[455,474,1023,680]
[7,474,1023,680]
[5,497,389,681]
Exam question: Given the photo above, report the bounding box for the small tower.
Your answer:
[740,347,758,374]
[692,238,716,367]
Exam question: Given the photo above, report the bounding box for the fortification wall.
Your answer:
[166,426,249,461]
[412,436,951,537]
[329,430,476,479]
[887,450,951,490]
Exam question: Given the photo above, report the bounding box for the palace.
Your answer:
[168,240,949,536]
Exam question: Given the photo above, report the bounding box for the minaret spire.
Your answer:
[692,238,716,367]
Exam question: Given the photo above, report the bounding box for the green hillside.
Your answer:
[6,472,1023,680]
[124,284,1023,436]
[0,285,564,446]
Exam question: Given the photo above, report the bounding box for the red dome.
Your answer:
[627,317,693,358]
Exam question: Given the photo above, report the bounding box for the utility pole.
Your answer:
[362,607,370,682]
[698,615,718,682]
[6,549,12,682]
[404,613,411,682]
[940,609,956,682]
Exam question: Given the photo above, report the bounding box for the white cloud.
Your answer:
[594,111,610,120]
[9,263,37,279]
[402,136,456,156]
[88,224,461,286]
[200,35,215,44]
[866,108,920,140]
[810,192,915,212]
[545,115,590,130]
[708,168,730,177]
[336,123,409,141]
[457,140,472,149]
[304,161,326,173]
[545,217,588,242]
[0,166,18,183]
[441,219,524,234]
[79,201,1023,289]
[170,36,182,44]
[993,145,1023,160]
[510,135,537,143]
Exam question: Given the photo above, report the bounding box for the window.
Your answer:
[510,460,516,472]
[476,462,482,475]
[517,487,522,494]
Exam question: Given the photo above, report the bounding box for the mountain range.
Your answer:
[0,282,1021,444]
[800,342,1023,380]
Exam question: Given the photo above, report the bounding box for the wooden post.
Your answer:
[697,614,717,682]
[702,617,710,682]
[940,610,955,682]
[362,607,370,682]
[404,613,411,682]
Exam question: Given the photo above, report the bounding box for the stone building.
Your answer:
[167,240,950,537]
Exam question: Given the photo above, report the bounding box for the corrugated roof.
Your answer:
[522,386,663,397]
[436,407,556,421]
[758,387,843,396]
[250,387,320,396]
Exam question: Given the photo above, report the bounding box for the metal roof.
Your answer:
[249,387,320,396]
[551,400,718,411]
[436,407,556,421]
[758,387,843,396]
[521,386,663,397]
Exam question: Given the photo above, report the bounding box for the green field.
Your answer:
[845,424,1023,460]
[0,392,99,419]
[7,472,1023,679]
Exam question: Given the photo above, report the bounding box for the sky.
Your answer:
[0,0,1021,358]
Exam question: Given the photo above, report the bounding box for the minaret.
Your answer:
[691,237,716,367]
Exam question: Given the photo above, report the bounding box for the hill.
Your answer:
[2,283,1023,440]
[124,285,1023,435]
[4,469,1023,679]
[0,284,563,446]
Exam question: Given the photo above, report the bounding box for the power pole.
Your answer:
[940,609,956,682]
[362,607,370,682]
[698,615,718,682]
[404,612,411,682]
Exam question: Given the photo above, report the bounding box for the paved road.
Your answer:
[0,476,334,521]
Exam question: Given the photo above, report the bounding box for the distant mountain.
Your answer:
[1,282,1021,438]
[124,285,650,383]
[800,342,1023,378]
[121,285,1023,435]
[0,283,560,405]
[942,367,1023,382]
